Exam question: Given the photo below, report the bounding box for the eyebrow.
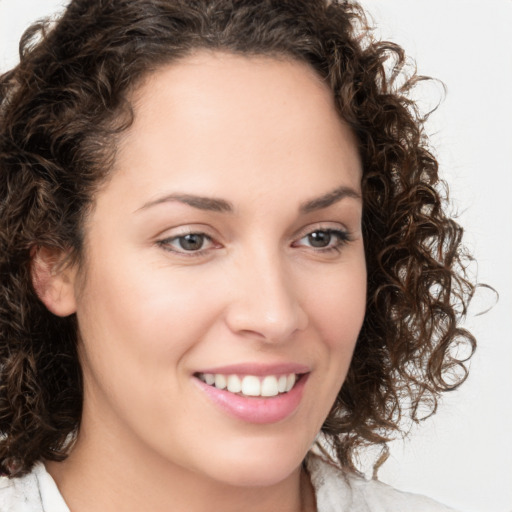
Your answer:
[137,193,234,213]
[136,184,360,214]
[299,185,361,214]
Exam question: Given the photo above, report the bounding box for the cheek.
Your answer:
[306,253,366,344]
[75,258,229,434]
[75,251,227,388]
[303,250,366,396]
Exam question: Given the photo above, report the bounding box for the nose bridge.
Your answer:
[225,242,307,341]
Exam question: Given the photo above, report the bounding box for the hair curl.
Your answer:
[0,0,475,477]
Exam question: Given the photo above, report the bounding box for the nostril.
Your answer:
[226,297,307,341]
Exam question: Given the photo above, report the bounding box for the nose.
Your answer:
[224,247,308,343]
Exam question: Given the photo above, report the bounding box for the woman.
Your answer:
[0,0,475,510]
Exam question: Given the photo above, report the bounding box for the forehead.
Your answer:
[107,51,361,211]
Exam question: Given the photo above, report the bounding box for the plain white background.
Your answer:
[1,1,511,511]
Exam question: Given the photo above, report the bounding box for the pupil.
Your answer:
[179,234,204,251]
[308,231,331,248]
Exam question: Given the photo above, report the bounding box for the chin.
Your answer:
[211,459,301,488]
[197,436,308,488]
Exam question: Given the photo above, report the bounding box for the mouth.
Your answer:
[193,367,310,424]
[195,372,300,398]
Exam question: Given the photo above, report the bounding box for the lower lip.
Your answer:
[194,374,308,424]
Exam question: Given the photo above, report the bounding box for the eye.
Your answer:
[294,228,350,252]
[157,232,215,254]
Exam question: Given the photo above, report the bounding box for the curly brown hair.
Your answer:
[0,0,475,477]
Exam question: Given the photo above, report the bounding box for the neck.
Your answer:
[46,424,316,512]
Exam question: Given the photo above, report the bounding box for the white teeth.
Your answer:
[277,375,288,393]
[204,373,215,385]
[214,374,227,390]
[285,374,296,392]
[198,372,299,397]
[241,375,261,396]
[261,376,279,397]
[227,375,242,393]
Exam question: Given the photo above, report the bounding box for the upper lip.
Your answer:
[194,362,310,377]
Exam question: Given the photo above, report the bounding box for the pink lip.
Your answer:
[194,372,309,424]
[195,362,310,377]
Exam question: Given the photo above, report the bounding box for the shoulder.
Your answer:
[0,466,43,512]
[306,452,460,512]
[0,463,69,512]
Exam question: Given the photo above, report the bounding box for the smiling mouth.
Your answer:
[195,372,300,398]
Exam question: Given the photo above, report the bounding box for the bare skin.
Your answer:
[42,52,366,512]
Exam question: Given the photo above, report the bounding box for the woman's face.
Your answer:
[71,53,366,487]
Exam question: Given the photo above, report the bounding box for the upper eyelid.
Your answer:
[155,221,352,245]
[299,227,349,237]
[156,223,350,241]
[154,223,218,240]
[156,233,217,257]
[160,231,214,244]
[293,222,350,239]
[157,230,348,257]
[293,228,350,245]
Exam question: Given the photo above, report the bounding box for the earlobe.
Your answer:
[31,246,78,317]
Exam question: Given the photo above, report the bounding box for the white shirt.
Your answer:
[0,453,458,512]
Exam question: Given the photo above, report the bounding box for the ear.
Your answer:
[31,246,78,317]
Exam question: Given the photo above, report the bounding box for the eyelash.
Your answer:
[156,231,217,258]
[156,227,351,257]
[293,228,351,253]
